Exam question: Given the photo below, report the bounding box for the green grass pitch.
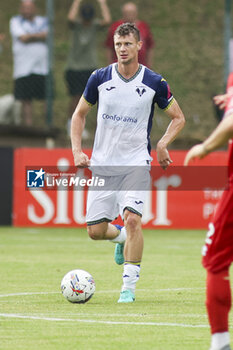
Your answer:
[0,227,230,350]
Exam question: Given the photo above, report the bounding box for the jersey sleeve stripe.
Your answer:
[82,95,94,107]
[163,97,175,111]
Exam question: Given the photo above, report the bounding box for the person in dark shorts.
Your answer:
[65,70,92,98]
[10,0,49,126]
[65,0,111,137]
[14,74,46,101]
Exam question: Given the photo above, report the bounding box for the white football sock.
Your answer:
[210,332,230,350]
[110,226,127,243]
[122,264,140,293]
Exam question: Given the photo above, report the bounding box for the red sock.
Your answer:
[206,269,231,334]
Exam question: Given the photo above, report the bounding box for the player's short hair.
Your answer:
[114,22,140,42]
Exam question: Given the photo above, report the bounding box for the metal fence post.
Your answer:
[46,0,54,127]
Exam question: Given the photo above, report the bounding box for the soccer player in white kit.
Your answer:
[71,23,185,303]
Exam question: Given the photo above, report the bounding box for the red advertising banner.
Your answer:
[13,148,229,228]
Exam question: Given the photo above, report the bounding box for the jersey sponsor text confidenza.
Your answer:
[83,63,174,175]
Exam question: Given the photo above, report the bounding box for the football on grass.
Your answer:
[61,269,95,303]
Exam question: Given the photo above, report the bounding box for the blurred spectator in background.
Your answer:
[65,0,111,137]
[212,73,233,123]
[10,0,49,126]
[0,32,21,125]
[105,2,155,68]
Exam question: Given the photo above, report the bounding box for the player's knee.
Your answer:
[87,225,104,240]
[125,213,141,232]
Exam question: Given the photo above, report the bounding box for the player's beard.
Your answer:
[119,55,134,65]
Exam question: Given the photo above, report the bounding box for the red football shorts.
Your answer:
[202,181,233,273]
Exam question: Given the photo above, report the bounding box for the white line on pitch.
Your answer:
[0,292,59,298]
[0,313,208,328]
[158,288,204,292]
[0,288,204,298]
[0,311,207,319]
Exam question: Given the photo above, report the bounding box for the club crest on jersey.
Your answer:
[136,87,146,97]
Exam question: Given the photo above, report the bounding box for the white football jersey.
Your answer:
[83,63,174,175]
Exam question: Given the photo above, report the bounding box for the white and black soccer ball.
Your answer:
[61,269,95,303]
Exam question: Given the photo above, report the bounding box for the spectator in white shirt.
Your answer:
[10,0,49,126]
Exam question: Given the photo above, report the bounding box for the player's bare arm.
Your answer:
[184,111,233,165]
[71,96,91,167]
[156,98,185,170]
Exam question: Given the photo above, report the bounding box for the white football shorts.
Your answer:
[86,168,150,225]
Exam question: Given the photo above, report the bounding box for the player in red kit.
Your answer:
[184,73,233,350]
